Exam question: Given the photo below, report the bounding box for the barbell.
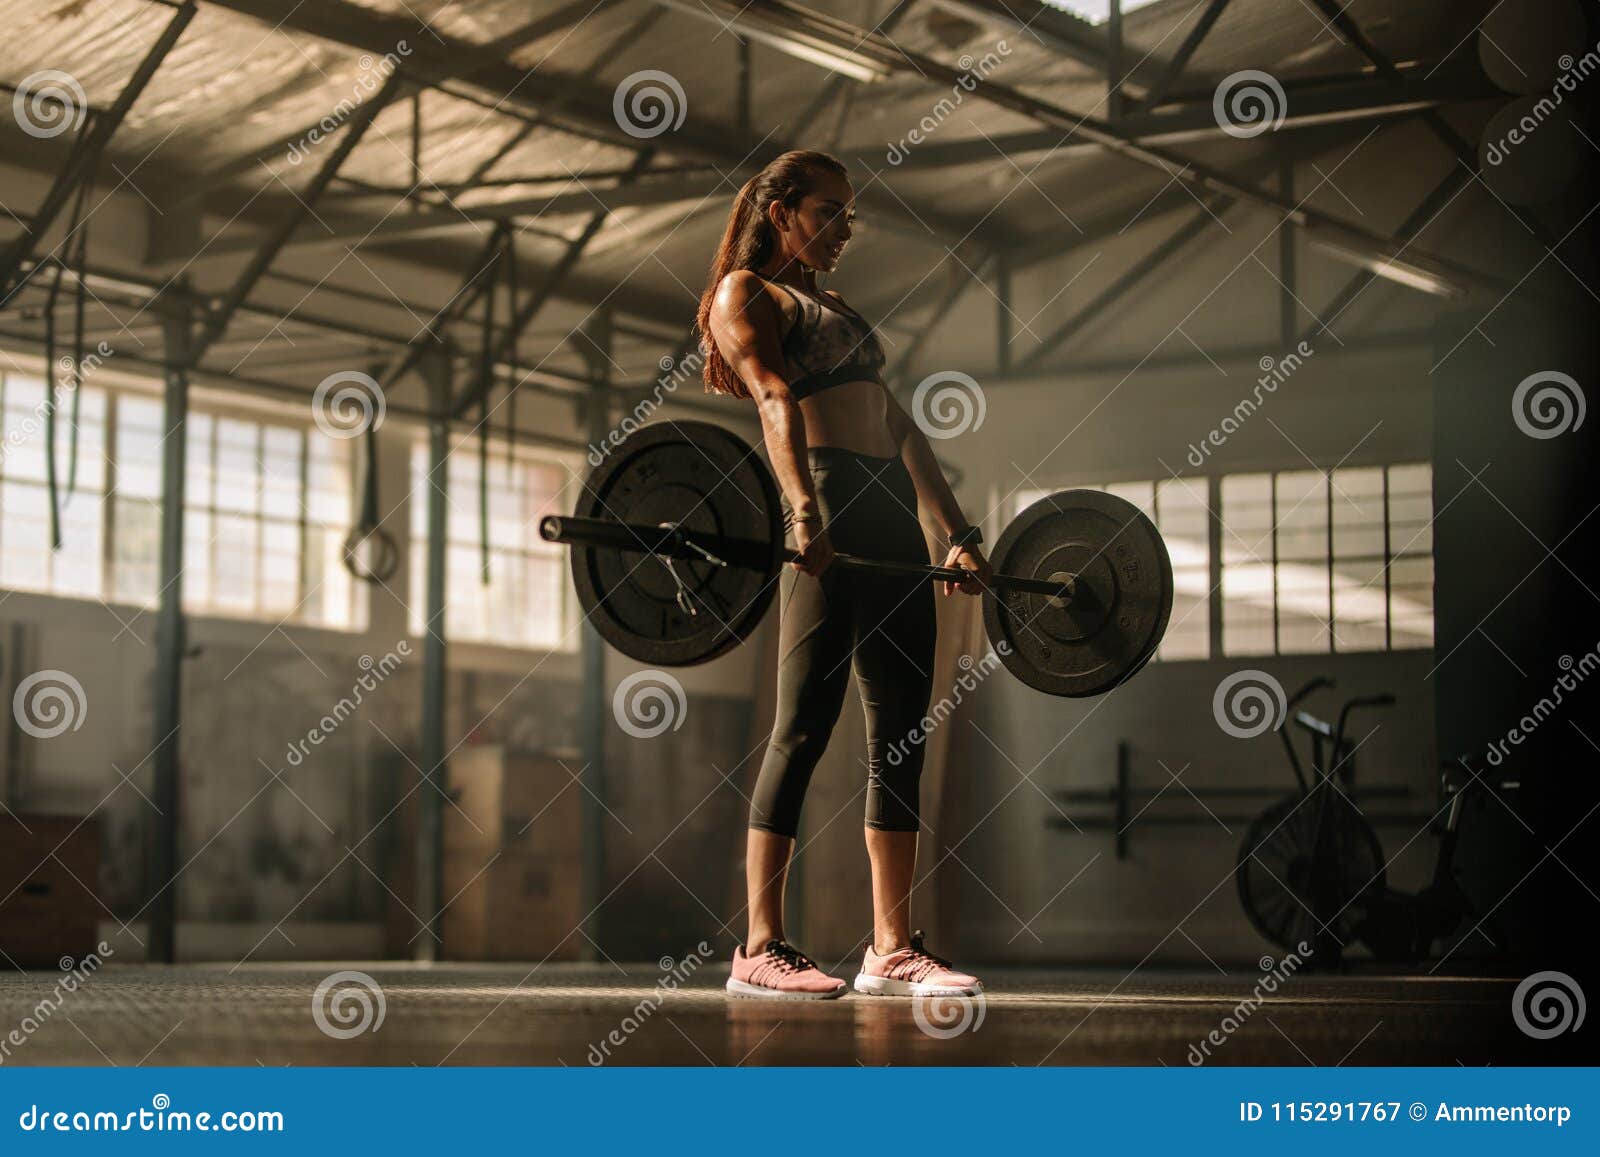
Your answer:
[538,420,1174,698]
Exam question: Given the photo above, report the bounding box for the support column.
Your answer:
[1207,474,1224,660]
[147,288,191,964]
[1279,155,1297,348]
[995,252,1012,378]
[577,311,612,960]
[1107,0,1125,120]
[415,341,451,962]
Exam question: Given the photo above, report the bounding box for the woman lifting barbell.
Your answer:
[698,150,989,1000]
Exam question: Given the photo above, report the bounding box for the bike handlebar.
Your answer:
[1286,676,1335,710]
[1332,693,1397,762]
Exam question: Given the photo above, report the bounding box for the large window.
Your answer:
[1010,479,1210,661]
[407,440,576,650]
[1011,463,1434,660]
[0,374,107,599]
[0,370,367,631]
[1222,464,1432,655]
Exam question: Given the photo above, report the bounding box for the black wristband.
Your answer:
[947,524,983,549]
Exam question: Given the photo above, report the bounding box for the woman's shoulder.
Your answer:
[716,269,782,313]
[718,268,774,299]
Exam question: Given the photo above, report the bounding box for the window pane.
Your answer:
[113,496,160,605]
[1332,466,1386,651]
[1221,472,1273,656]
[1332,558,1388,651]
[1275,470,1330,654]
[2,376,49,482]
[211,512,258,611]
[409,438,574,651]
[261,427,303,519]
[60,388,107,495]
[213,419,259,514]
[306,436,351,525]
[1388,463,1432,557]
[113,395,164,499]
[186,413,214,508]
[1155,478,1209,660]
[0,480,50,590]
[1102,480,1154,519]
[1011,487,1052,520]
[1390,555,1434,648]
[183,508,211,608]
[54,493,104,599]
[261,520,300,614]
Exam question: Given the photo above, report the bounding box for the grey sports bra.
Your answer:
[764,278,888,400]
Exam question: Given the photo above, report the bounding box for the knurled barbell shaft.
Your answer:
[538,514,1077,601]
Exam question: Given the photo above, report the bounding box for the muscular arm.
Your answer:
[708,271,820,522]
[883,388,970,540]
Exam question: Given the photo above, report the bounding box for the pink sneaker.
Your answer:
[726,939,847,1000]
[853,930,982,996]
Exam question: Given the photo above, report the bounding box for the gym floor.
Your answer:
[1,962,1571,1067]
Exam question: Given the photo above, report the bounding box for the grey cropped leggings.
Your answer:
[748,446,937,837]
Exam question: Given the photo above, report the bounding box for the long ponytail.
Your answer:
[695,150,848,398]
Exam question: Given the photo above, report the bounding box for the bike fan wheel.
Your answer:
[1235,793,1387,953]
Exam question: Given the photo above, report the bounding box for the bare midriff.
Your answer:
[795,378,899,457]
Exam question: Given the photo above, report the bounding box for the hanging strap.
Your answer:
[41,131,96,550]
[478,225,505,586]
[502,227,519,474]
[340,362,398,584]
[64,154,95,506]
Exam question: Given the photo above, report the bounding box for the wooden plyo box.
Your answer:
[0,814,101,969]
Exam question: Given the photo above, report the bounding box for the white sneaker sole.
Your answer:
[852,973,984,997]
[725,977,847,1001]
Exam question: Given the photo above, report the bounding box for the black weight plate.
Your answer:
[983,489,1173,697]
[569,420,783,667]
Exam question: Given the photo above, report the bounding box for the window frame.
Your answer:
[1008,461,1435,661]
[0,368,369,633]
[406,434,581,654]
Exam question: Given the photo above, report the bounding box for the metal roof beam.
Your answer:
[192,0,994,249]
[0,1,197,304]
[695,0,1509,299]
